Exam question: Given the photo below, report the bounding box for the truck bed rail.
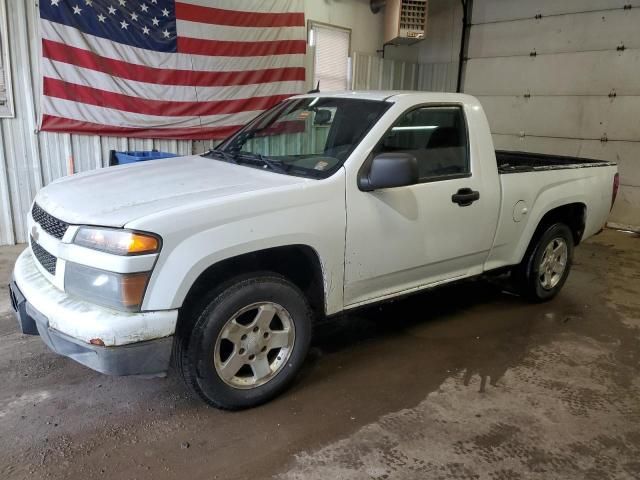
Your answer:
[496,150,616,174]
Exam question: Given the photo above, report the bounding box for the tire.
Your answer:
[514,223,574,302]
[176,273,312,409]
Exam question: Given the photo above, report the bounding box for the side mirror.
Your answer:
[314,109,332,125]
[358,153,419,191]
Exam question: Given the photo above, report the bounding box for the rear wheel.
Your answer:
[176,273,312,409]
[515,223,574,302]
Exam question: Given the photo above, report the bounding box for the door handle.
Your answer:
[451,188,480,207]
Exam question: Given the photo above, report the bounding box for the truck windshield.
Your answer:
[207,97,391,179]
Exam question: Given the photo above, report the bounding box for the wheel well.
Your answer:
[539,203,586,245]
[180,245,326,323]
[530,203,586,249]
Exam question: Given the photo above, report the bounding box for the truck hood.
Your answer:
[36,155,308,227]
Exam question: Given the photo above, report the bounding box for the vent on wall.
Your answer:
[385,0,427,45]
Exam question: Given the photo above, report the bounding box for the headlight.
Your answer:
[65,262,151,311]
[74,227,160,256]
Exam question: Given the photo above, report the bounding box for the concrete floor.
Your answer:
[0,229,639,480]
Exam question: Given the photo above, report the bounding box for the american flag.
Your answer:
[39,0,306,139]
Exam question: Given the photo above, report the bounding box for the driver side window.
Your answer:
[378,106,470,181]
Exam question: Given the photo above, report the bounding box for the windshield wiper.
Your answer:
[234,152,289,174]
[204,149,238,164]
[206,149,289,174]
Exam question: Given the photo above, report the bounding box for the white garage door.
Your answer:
[463,0,640,229]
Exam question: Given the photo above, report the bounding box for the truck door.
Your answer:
[343,104,500,307]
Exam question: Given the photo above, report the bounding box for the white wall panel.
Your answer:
[352,52,456,93]
[352,52,421,91]
[609,186,640,229]
[39,132,72,183]
[416,62,457,92]
[418,0,463,64]
[472,0,640,24]
[0,127,14,244]
[469,9,640,59]
[465,50,640,96]
[465,0,640,228]
[478,95,640,141]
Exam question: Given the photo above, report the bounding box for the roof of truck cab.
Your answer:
[290,90,476,103]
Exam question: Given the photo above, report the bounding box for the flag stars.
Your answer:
[151,17,159,26]
[84,0,92,6]
[130,12,138,21]
[118,0,126,6]
[142,26,150,35]
[50,0,60,6]
[140,4,149,13]
[162,29,170,38]
[161,8,170,17]
[107,5,116,15]
[72,5,82,15]
[150,0,157,4]
[97,13,106,22]
[120,20,129,30]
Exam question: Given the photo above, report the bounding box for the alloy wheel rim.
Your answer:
[538,237,568,290]
[213,302,295,389]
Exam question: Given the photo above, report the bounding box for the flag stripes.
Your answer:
[39,0,306,139]
[175,2,305,27]
[43,60,302,102]
[44,78,292,117]
[42,39,306,87]
[42,115,245,139]
[176,37,307,57]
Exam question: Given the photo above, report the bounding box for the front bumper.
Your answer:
[10,249,178,376]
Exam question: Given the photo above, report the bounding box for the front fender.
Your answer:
[135,172,347,315]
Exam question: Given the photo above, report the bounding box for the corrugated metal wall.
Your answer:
[0,1,193,245]
[463,0,640,230]
[352,52,457,92]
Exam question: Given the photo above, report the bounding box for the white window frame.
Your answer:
[0,0,14,118]
[307,21,352,92]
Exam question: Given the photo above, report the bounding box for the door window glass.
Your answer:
[378,106,469,180]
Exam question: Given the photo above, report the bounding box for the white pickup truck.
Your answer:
[10,92,618,409]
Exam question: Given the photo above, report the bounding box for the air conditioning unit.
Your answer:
[384,0,428,45]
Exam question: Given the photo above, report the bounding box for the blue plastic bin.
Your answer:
[109,150,178,166]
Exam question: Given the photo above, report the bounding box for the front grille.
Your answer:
[31,236,57,275]
[31,203,69,240]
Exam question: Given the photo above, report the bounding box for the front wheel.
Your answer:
[176,273,312,409]
[514,223,574,302]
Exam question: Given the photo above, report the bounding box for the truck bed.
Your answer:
[496,150,615,174]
